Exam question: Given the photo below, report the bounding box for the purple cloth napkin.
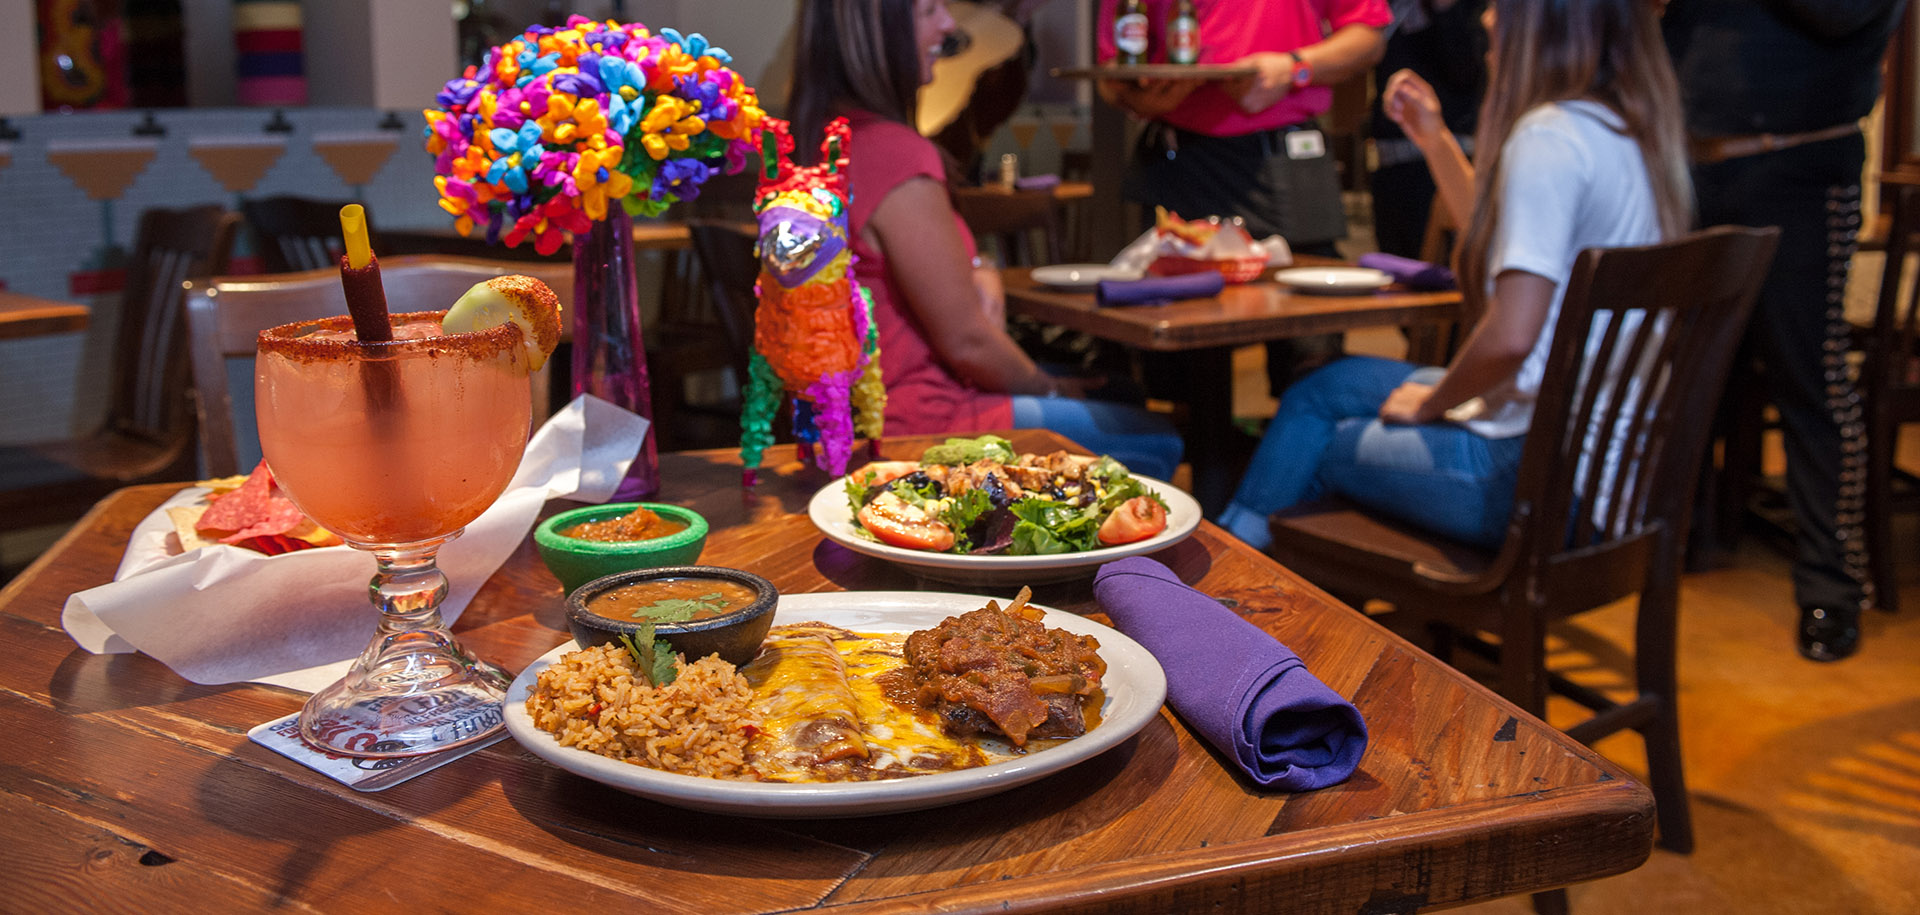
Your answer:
[1014,174,1061,191]
[1357,251,1456,290]
[1096,270,1225,306]
[1093,556,1367,790]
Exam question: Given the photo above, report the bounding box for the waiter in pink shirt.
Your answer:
[1097,0,1391,396]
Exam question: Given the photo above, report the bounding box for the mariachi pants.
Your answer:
[1694,132,1873,613]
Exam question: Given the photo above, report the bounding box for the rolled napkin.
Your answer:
[1356,251,1456,291]
[1096,270,1225,307]
[61,394,649,691]
[1093,556,1367,790]
[1014,174,1061,191]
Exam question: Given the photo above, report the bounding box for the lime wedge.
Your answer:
[443,276,563,371]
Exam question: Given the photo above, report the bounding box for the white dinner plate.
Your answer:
[503,592,1168,818]
[1272,266,1393,295]
[809,473,1201,586]
[1030,264,1142,290]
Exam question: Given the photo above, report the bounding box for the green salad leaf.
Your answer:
[937,487,996,550]
[1009,498,1101,554]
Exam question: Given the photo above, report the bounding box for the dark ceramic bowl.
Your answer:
[534,502,708,594]
[564,565,778,666]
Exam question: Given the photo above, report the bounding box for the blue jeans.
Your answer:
[1010,396,1184,481]
[1217,356,1525,550]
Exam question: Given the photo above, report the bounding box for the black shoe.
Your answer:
[1797,605,1861,662]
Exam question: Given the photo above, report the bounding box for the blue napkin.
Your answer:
[1095,271,1225,306]
[1357,251,1456,290]
[1093,556,1368,790]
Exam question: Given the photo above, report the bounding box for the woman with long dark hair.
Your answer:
[1218,0,1693,549]
[785,0,1183,480]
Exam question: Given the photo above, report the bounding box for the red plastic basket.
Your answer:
[1147,254,1268,284]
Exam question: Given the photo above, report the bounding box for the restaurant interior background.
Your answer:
[1,1,1917,911]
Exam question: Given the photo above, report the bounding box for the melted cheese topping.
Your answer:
[837,635,990,775]
[741,630,866,781]
[741,625,1001,782]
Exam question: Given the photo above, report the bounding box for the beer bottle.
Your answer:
[1113,0,1149,66]
[1167,0,1200,65]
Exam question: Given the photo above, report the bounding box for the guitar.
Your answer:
[916,2,1029,137]
[39,0,108,108]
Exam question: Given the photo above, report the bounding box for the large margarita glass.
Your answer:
[256,310,532,756]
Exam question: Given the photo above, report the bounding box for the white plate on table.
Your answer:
[1272,266,1393,295]
[1031,264,1142,290]
[503,592,1167,818]
[809,474,1200,586]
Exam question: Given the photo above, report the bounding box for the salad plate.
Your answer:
[808,473,1201,586]
[504,592,1167,818]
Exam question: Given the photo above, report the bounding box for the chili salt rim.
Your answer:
[256,310,526,363]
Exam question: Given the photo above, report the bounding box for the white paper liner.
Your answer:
[62,395,648,691]
[1109,220,1293,274]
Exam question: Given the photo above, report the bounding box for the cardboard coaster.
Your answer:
[248,712,507,792]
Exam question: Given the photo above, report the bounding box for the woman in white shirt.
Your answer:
[1218,0,1694,550]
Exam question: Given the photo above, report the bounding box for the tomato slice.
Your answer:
[1097,496,1168,545]
[857,492,956,551]
[848,461,920,489]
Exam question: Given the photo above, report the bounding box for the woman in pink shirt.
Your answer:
[785,0,1183,479]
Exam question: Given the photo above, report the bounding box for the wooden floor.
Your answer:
[1230,323,1920,914]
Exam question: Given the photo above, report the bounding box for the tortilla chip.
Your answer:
[166,504,221,552]
[197,461,307,543]
[286,517,344,548]
[195,474,250,497]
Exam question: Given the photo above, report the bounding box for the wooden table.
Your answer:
[1003,264,1461,514]
[0,430,1652,913]
[0,290,89,340]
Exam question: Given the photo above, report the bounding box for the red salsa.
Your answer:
[561,505,687,542]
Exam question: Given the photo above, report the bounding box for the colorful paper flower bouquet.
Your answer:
[424,16,767,254]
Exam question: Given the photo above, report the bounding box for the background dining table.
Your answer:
[0,429,1652,913]
[1003,262,1460,515]
[0,289,90,340]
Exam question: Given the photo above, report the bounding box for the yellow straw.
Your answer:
[340,204,372,269]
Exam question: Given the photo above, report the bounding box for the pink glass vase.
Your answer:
[571,206,660,499]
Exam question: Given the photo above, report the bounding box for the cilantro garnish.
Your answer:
[629,592,731,623]
[619,626,679,686]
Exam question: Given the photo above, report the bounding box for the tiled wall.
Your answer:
[0,106,446,445]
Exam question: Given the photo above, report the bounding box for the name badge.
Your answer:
[1286,129,1326,160]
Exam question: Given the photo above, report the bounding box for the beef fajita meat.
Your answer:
[890,589,1105,746]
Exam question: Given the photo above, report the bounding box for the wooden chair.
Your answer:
[682,219,758,386]
[684,218,795,445]
[1402,203,1460,366]
[952,186,1065,267]
[240,195,362,273]
[1862,182,1920,614]
[184,255,572,478]
[643,218,753,451]
[1266,226,1780,860]
[0,205,237,541]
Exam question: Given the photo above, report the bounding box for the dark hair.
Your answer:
[1456,0,1692,315]
[788,0,924,164]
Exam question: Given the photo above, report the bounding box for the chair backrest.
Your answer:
[951,186,1064,266]
[240,195,360,273]
[110,205,239,459]
[1506,225,1779,609]
[1870,183,1920,418]
[684,219,760,386]
[184,255,573,477]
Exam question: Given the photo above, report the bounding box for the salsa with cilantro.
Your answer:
[586,577,760,623]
